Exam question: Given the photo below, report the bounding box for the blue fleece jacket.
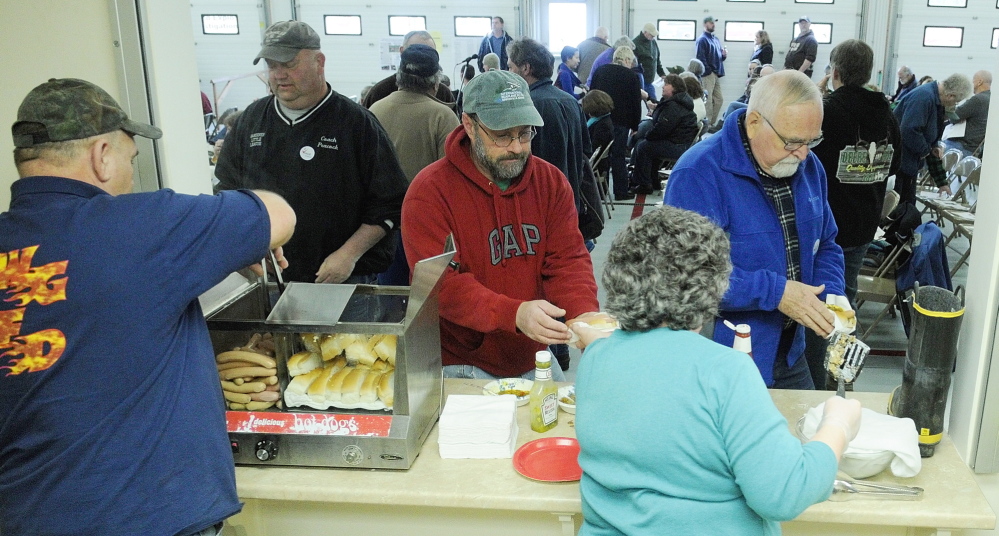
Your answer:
[664,108,845,385]
[892,81,944,176]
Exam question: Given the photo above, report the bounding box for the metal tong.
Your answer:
[824,331,871,397]
[829,479,924,501]
[259,250,286,315]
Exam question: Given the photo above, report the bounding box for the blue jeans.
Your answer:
[842,243,870,307]
[443,363,567,382]
[942,138,972,158]
[644,82,657,102]
[774,327,815,390]
[773,351,815,390]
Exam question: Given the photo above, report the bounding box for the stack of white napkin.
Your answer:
[438,394,519,459]
[802,403,922,478]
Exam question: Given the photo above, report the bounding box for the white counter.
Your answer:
[227,380,995,536]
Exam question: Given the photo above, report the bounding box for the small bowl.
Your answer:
[796,416,893,479]
[558,385,576,414]
[483,378,533,406]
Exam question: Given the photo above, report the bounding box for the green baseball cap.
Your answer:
[461,70,543,131]
[12,78,162,148]
[254,21,321,65]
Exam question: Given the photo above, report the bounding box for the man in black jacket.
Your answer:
[807,38,901,389]
[630,74,699,194]
[508,38,591,207]
[216,20,408,285]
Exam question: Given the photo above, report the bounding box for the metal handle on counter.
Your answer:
[829,479,924,501]
[269,250,286,295]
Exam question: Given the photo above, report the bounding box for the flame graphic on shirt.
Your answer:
[0,246,68,376]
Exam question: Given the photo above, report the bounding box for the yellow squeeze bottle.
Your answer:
[529,351,559,432]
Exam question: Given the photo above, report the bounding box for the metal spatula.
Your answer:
[824,332,871,397]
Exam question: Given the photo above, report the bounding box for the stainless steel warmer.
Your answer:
[200,252,452,469]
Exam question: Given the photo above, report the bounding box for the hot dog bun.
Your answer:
[378,370,395,407]
[340,367,369,404]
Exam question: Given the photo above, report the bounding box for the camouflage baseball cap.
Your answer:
[12,78,162,148]
[461,70,543,131]
[254,21,321,65]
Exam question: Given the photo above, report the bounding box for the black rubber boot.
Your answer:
[888,284,965,457]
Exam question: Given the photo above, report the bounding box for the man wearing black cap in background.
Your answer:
[370,44,460,285]
[785,16,818,78]
[216,20,409,286]
[0,78,295,536]
[361,30,456,109]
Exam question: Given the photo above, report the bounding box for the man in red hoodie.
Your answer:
[403,70,600,380]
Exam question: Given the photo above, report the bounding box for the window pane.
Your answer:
[993,28,999,49]
[388,16,426,36]
[202,15,239,35]
[455,16,491,37]
[325,15,361,36]
[792,22,833,44]
[725,21,764,42]
[658,20,696,41]
[549,3,587,52]
[923,26,963,47]
[795,0,834,3]
[729,0,765,2]
[928,0,966,6]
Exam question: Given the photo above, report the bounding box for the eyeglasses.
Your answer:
[472,117,536,148]
[760,115,823,151]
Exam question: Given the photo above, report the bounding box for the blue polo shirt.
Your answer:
[0,177,271,536]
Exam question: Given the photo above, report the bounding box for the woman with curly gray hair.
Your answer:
[573,206,862,536]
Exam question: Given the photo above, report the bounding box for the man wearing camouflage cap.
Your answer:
[402,70,599,381]
[216,20,408,285]
[0,78,295,535]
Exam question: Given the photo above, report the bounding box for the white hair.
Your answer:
[748,70,822,120]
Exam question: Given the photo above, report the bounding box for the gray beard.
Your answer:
[769,155,802,178]
[472,131,528,181]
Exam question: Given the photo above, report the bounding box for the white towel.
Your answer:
[802,403,922,478]
[439,394,518,459]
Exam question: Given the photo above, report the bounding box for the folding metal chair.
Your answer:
[589,141,615,219]
[918,156,981,220]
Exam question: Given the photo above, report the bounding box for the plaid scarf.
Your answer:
[738,115,801,328]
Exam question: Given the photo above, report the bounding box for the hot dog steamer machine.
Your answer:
[199,252,452,469]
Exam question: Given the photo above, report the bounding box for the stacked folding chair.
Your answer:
[855,190,911,342]
[588,141,615,219]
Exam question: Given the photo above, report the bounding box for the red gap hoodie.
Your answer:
[402,126,599,377]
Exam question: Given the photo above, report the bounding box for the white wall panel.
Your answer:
[629,0,859,118]
[296,0,520,99]
[893,1,999,87]
[191,0,267,114]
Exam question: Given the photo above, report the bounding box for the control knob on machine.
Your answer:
[255,439,278,461]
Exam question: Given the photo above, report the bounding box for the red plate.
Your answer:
[513,437,582,482]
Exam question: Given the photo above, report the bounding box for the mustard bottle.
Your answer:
[529,351,559,432]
